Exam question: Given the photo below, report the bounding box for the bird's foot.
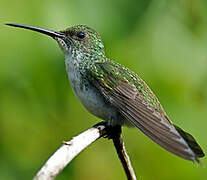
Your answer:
[93,121,122,139]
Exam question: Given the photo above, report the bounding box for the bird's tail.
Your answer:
[174,124,205,161]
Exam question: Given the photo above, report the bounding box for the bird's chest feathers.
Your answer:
[65,56,89,97]
[65,56,111,120]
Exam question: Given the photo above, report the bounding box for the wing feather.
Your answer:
[87,61,204,161]
[110,85,197,161]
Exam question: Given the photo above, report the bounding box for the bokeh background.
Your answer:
[1,0,207,179]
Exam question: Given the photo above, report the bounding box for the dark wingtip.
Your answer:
[174,125,205,159]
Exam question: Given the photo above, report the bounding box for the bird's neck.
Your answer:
[65,49,107,75]
[64,50,107,96]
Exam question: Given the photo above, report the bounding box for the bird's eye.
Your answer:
[77,31,86,39]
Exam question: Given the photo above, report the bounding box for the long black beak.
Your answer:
[6,23,65,38]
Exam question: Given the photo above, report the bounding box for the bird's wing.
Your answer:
[87,60,204,162]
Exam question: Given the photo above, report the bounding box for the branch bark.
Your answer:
[33,122,137,180]
[112,129,137,180]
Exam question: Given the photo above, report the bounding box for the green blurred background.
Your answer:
[1,0,207,179]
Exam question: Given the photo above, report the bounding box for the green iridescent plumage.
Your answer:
[88,60,164,112]
[61,25,105,57]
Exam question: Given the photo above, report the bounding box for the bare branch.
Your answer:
[112,127,137,180]
[33,122,137,180]
[33,123,107,180]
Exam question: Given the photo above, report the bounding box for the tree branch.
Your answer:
[33,122,137,180]
[112,128,137,180]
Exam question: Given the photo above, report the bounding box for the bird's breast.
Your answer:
[65,56,118,121]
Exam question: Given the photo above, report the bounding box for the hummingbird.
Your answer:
[6,23,204,162]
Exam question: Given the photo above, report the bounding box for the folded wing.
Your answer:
[87,60,204,162]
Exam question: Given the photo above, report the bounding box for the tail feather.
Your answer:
[174,125,205,158]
